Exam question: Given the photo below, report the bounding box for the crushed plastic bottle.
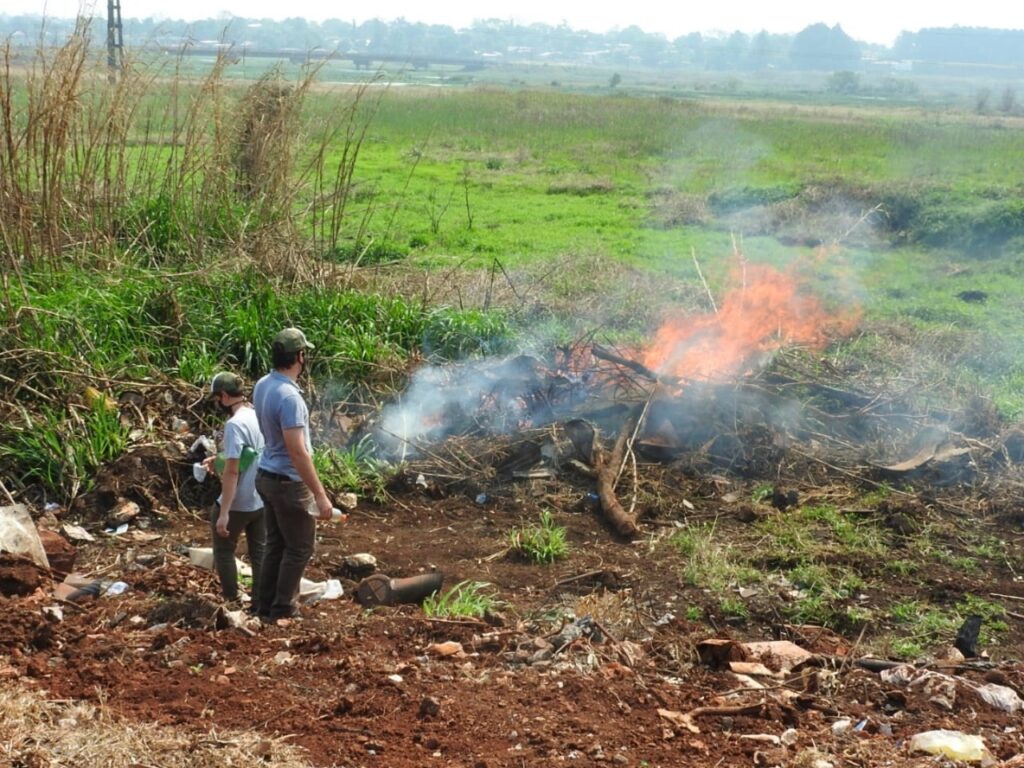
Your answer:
[908,730,989,762]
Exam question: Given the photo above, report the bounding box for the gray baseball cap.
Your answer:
[272,327,315,354]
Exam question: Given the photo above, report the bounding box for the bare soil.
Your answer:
[4,426,1024,768]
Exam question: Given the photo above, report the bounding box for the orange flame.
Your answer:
[643,260,859,381]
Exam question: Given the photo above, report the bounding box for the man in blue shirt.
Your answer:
[252,328,334,622]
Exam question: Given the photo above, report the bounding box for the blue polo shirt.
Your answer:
[252,370,311,480]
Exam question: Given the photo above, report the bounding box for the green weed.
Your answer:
[670,521,761,591]
[508,510,569,564]
[422,580,500,619]
[719,596,749,619]
[884,595,1007,659]
[751,483,773,504]
[312,439,393,503]
[0,401,130,502]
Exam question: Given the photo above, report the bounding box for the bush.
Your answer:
[708,184,798,214]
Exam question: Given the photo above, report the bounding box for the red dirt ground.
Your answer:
[4,442,1024,767]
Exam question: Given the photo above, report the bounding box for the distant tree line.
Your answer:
[892,27,1024,66]
[1,13,1022,72]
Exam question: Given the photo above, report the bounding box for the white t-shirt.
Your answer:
[218,405,264,512]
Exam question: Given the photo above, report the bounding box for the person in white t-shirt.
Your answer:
[205,372,266,608]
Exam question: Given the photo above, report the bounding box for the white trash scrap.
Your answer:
[0,504,50,569]
[908,730,990,762]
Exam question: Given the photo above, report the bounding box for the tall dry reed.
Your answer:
[0,23,381,282]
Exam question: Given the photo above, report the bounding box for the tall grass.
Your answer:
[0,265,512,502]
[0,27,381,276]
[0,400,130,500]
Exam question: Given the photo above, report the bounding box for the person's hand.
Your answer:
[216,512,230,538]
[202,456,217,476]
[315,494,333,521]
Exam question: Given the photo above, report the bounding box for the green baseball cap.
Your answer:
[273,327,315,354]
[209,371,244,397]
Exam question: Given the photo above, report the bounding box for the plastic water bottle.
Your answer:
[309,507,347,521]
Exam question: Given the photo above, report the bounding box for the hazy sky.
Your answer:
[11,0,1020,46]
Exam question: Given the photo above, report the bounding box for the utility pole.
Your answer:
[107,0,124,82]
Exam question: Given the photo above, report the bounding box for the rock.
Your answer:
[342,553,378,577]
[0,553,48,596]
[37,530,76,575]
[41,605,63,623]
[418,696,441,717]
[106,499,140,526]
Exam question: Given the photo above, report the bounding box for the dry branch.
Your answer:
[593,415,640,537]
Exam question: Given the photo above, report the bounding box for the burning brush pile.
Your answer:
[359,260,1024,535]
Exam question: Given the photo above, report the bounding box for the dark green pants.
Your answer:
[209,504,266,604]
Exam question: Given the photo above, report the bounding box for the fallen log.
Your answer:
[593,415,640,537]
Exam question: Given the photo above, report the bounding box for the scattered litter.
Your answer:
[188,547,252,577]
[428,641,466,658]
[727,661,778,677]
[831,718,852,736]
[103,523,129,536]
[300,578,343,603]
[880,664,1021,713]
[107,499,140,525]
[128,530,161,543]
[355,571,444,607]
[0,504,51,569]
[976,683,1022,714]
[908,730,990,762]
[61,524,95,543]
[512,467,554,479]
[335,492,358,510]
[103,581,129,597]
[741,640,813,671]
[189,435,217,456]
[53,574,125,603]
[738,734,780,746]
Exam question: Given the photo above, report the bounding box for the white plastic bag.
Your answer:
[909,730,989,762]
[975,682,1023,713]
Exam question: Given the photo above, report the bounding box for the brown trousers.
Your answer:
[255,473,316,619]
